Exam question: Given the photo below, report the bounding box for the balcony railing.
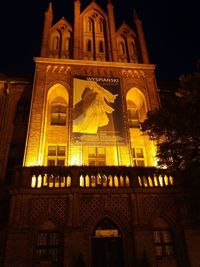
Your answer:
[12,166,178,190]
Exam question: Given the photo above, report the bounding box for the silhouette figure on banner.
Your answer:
[73,81,118,134]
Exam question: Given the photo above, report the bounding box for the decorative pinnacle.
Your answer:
[47,1,52,11]
[133,9,139,20]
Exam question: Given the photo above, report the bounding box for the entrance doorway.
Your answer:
[92,218,124,267]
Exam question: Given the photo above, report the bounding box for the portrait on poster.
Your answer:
[72,76,126,145]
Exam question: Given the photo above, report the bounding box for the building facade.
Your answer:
[0,1,199,267]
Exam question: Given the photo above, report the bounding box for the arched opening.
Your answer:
[43,84,69,166]
[47,84,69,127]
[85,18,92,32]
[83,12,107,61]
[92,218,124,267]
[126,87,157,167]
[126,87,147,129]
[49,30,61,58]
[117,35,129,62]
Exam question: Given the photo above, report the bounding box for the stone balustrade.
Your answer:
[12,166,179,190]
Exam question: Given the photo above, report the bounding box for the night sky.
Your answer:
[0,0,199,82]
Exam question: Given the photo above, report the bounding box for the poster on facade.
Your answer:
[72,76,126,145]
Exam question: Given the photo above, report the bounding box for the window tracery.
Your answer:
[51,104,67,125]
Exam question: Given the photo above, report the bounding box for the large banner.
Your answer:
[72,76,126,145]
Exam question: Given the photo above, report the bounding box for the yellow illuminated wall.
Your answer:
[126,87,157,167]
[23,1,159,167]
[43,83,69,166]
[23,63,158,168]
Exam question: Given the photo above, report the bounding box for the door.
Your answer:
[92,237,123,267]
[92,218,124,267]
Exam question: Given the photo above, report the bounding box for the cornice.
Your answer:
[34,57,156,70]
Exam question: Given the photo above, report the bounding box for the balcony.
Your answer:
[12,166,180,190]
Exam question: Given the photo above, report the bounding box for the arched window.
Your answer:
[126,88,147,127]
[83,13,106,60]
[99,40,104,52]
[99,21,103,32]
[127,107,140,128]
[86,39,92,52]
[96,20,103,32]
[119,42,125,55]
[53,36,59,50]
[51,104,67,125]
[129,42,135,56]
[64,37,69,51]
[87,19,92,32]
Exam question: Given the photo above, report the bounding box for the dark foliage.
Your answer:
[141,71,200,171]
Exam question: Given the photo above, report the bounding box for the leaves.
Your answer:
[141,71,200,171]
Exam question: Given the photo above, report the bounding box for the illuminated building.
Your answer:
[0,1,199,267]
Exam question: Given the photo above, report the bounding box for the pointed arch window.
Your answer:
[86,39,92,52]
[51,104,67,125]
[99,21,103,32]
[128,108,140,128]
[119,42,125,55]
[96,20,103,33]
[87,19,92,32]
[64,37,69,51]
[129,42,135,56]
[99,40,104,52]
[53,36,59,50]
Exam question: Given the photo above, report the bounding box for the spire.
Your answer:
[74,0,81,59]
[133,9,149,64]
[45,2,53,25]
[107,0,118,61]
[47,1,52,13]
[40,2,53,57]
[133,9,139,20]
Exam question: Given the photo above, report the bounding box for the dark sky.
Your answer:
[0,0,199,82]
